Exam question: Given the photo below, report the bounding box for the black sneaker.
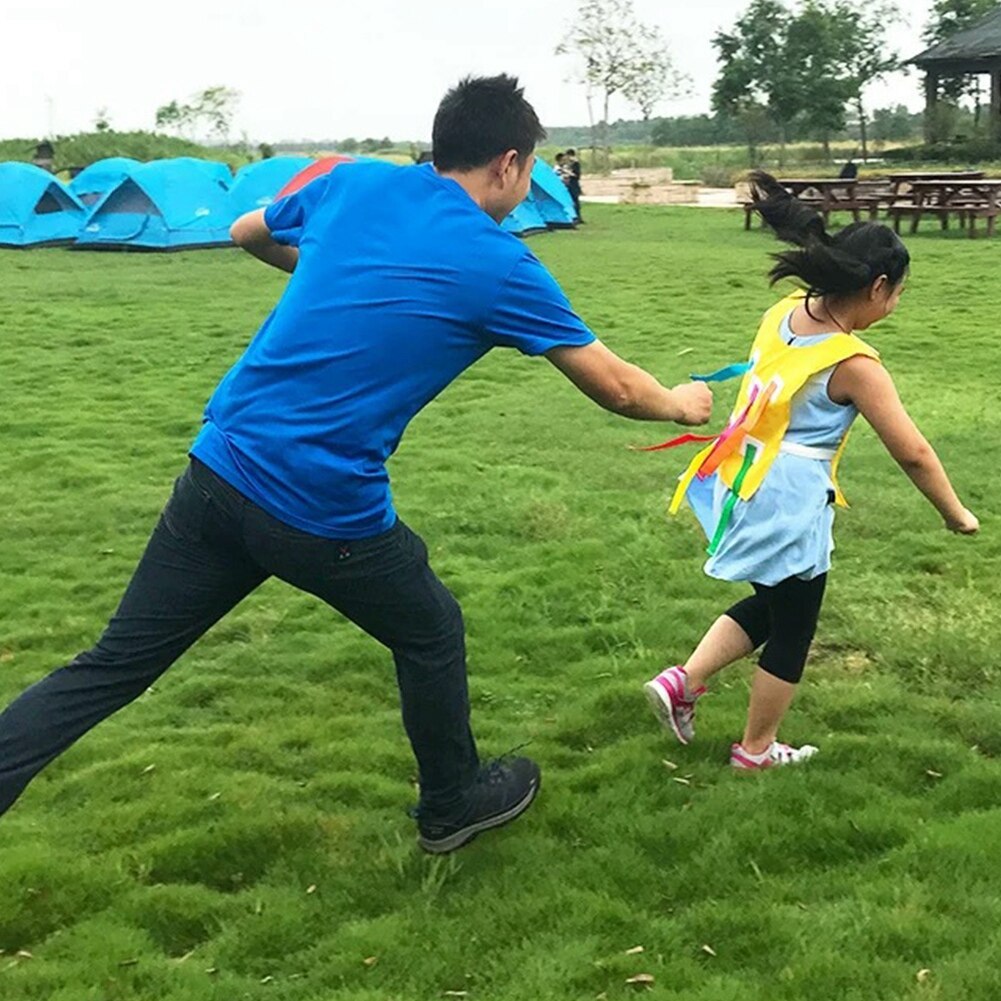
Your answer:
[415,757,541,854]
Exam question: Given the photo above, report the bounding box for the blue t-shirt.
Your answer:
[191,161,596,539]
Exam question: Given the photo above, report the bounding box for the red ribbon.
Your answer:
[630,432,719,452]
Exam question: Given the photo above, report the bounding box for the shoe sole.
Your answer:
[730,747,819,770]
[418,776,541,855]
[643,680,690,745]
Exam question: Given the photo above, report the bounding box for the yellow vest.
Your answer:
[669,294,880,517]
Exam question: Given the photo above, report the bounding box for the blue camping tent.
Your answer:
[501,197,548,236]
[76,159,237,250]
[0,162,85,247]
[229,157,313,215]
[530,160,576,227]
[164,157,233,188]
[70,157,140,205]
[501,160,578,236]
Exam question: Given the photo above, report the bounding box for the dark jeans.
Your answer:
[725,573,828,684]
[567,179,582,220]
[0,459,479,819]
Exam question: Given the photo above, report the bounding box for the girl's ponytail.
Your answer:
[749,170,829,248]
[748,171,905,298]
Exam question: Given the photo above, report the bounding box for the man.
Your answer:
[0,76,711,853]
[565,148,583,221]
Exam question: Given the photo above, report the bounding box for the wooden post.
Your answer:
[924,71,940,143]
[992,64,1001,144]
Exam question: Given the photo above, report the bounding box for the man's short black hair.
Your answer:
[432,75,546,172]
[566,148,576,156]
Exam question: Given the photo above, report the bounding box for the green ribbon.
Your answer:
[706,443,758,557]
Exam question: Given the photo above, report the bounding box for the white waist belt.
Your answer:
[779,441,837,461]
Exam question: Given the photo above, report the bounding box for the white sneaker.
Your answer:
[730,740,818,770]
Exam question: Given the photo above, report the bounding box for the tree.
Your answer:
[826,0,901,161]
[870,104,921,145]
[557,0,682,165]
[339,137,359,153]
[924,0,996,128]
[650,114,746,146]
[925,0,996,40]
[713,0,900,164]
[93,107,112,133]
[787,1,853,156]
[155,99,195,136]
[712,0,805,163]
[622,41,689,121]
[154,87,240,140]
[193,86,240,140]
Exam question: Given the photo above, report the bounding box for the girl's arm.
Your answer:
[828,356,979,534]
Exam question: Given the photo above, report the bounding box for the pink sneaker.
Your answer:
[730,741,818,770]
[643,666,705,745]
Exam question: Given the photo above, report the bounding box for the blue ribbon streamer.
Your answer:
[690,361,753,383]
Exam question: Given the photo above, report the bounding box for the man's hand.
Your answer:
[669,381,714,426]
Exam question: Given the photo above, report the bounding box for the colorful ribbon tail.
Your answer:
[706,443,757,556]
[630,433,718,452]
[690,361,753,383]
[669,442,716,515]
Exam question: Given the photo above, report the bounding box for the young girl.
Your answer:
[644,171,979,770]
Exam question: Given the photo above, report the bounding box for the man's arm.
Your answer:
[547,341,713,425]
[230,210,299,274]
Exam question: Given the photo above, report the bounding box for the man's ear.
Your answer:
[496,149,520,180]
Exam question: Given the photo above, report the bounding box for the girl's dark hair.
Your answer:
[433,75,546,172]
[748,171,909,299]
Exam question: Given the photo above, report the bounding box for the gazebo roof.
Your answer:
[910,7,1001,68]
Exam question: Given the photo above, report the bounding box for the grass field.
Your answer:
[1,206,999,1001]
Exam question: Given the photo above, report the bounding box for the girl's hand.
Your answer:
[946,508,979,535]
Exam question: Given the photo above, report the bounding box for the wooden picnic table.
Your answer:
[779,178,860,208]
[885,171,986,205]
[887,170,985,189]
[889,178,1001,237]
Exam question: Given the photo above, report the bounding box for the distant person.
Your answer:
[554,151,569,182]
[565,148,583,221]
[32,140,55,173]
[0,75,712,853]
[838,158,859,180]
[643,171,977,770]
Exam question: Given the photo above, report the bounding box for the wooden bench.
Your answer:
[742,202,764,230]
[887,201,998,237]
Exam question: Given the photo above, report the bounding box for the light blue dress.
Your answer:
[687,313,859,586]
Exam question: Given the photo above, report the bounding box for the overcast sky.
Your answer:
[3,0,936,142]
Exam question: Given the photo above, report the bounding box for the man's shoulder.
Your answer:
[336,159,403,187]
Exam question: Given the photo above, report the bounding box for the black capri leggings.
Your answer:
[724,573,827,684]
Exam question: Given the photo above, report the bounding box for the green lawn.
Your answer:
[0,206,998,1001]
